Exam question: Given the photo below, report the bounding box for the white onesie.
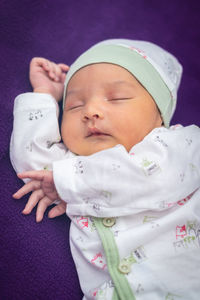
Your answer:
[10,93,200,300]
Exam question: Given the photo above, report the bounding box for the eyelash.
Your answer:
[109,98,131,101]
[66,104,84,111]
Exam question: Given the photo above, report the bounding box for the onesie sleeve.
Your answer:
[53,125,200,217]
[10,93,71,182]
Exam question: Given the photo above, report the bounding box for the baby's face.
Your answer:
[61,63,162,155]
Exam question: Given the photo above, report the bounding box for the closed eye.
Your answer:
[109,97,132,101]
[68,104,83,110]
[65,102,84,111]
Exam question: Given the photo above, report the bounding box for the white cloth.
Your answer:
[10,93,200,300]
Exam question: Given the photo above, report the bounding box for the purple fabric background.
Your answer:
[0,0,199,299]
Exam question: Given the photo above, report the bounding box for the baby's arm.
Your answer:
[10,58,71,175]
[15,125,200,220]
[10,58,71,218]
[10,93,68,174]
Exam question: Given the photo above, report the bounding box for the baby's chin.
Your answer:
[69,142,121,156]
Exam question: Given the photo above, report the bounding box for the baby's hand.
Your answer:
[13,170,67,222]
[30,57,69,101]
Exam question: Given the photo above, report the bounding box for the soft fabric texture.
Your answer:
[63,39,183,127]
[10,93,200,299]
[1,1,200,299]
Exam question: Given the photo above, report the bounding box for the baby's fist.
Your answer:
[29,57,69,101]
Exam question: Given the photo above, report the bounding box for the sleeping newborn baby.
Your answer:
[10,39,200,299]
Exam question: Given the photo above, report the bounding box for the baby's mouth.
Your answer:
[86,127,110,138]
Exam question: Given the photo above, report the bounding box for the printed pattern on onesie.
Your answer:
[71,215,108,271]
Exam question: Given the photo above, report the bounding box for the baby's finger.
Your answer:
[46,62,62,82]
[22,189,44,215]
[42,60,53,75]
[17,170,49,181]
[36,196,53,222]
[48,201,67,218]
[58,63,70,72]
[45,62,57,80]
[52,63,63,81]
[42,61,67,81]
[38,59,57,80]
[30,57,49,69]
[61,72,67,83]
[13,180,41,199]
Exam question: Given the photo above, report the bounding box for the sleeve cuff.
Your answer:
[14,92,59,112]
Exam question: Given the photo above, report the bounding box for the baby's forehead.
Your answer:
[72,62,132,75]
[66,63,139,91]
[66,81,135,99]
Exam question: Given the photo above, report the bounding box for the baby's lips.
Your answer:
[86,127,110,137]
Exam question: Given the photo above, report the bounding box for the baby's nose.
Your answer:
[82,102,104,121]
[83,113,100,121]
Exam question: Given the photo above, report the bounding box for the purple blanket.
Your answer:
[0,1,199,299]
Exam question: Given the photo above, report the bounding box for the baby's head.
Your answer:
[61,39,183,156]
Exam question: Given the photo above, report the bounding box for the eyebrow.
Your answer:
[107,80,133,86]
[66,80,134,97]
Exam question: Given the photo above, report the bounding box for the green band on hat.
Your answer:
[63,44,173,127]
